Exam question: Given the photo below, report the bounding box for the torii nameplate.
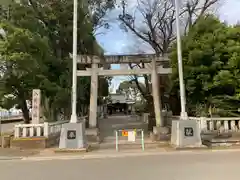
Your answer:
[72,54,169,64]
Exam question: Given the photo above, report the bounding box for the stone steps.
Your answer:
[202,133,240,147]
[89,135,169,150]
[90,142,167,151]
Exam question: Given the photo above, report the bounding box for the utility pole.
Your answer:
[70,0,78,123]
[174,0,188,120]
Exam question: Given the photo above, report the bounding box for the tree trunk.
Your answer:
[169,94,181,115]
[20,99,30,124]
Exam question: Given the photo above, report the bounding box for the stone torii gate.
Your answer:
[76,54,172,128]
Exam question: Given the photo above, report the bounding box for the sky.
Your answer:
[95,0,240,92]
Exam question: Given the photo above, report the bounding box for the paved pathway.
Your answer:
[99,114,148,139]
[96,114,155,150]
[1,150,240,180]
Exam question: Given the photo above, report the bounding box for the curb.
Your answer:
[21,151,167,161]
[21,148,240,161]
[0,156,23,161]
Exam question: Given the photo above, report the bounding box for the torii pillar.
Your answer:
[151,57,163,127]
[89,63,98,128]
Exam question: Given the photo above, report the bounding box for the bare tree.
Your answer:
[88,0,116,35]
[119,0,220,54]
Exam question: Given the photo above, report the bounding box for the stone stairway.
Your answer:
[202,133,240,147]
[90,137,168,151]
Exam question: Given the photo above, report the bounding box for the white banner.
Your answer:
[128,131,136,142]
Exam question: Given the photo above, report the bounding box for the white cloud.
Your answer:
[219,0,240,24]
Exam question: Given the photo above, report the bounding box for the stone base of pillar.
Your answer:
[171,120,204,148]
[86,128,101,144]
[180,111,189,120]
[59,122,87,149]
[70,113,78,123]
[150,126,170,141]
[89,117,97,128]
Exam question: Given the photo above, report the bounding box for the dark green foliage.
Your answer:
[171,15,240,117]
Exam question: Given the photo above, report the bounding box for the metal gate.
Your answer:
[115,129,145,151]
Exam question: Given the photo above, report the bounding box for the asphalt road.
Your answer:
[0,150,239,180]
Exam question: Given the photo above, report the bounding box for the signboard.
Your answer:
[128,131,136,142]
[122,130,128,137]
[184,127,194,137]
[104,55,168,64]
[115,129,144,151]
[67,130,76,140]
[76,54,169,64]
[77,55,100,64]
[32,89,41,124]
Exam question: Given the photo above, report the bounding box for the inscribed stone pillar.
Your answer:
[89,63,98,128]
[151,58,163,127]
[32,89,41,124]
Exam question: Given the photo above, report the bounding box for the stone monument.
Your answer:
[32,89,41,124]
[171,119,203,148]
[59,122,87,149]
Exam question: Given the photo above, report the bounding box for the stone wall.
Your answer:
[10,133,60,149]
[0,134,12,148]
